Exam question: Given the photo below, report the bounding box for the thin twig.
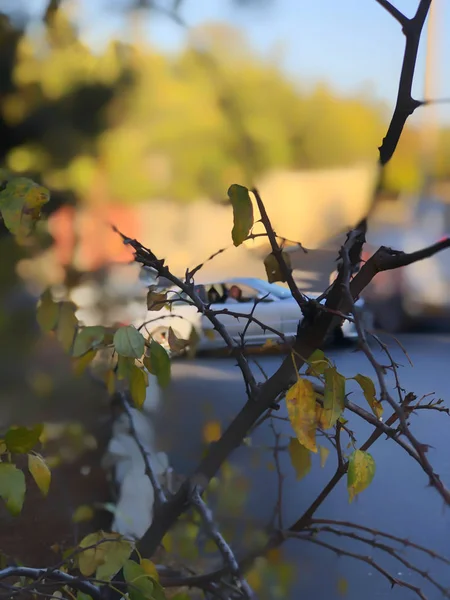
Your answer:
[287,534,427,600]
[191,488,254,599]
[119,392,167,507]
[0,568,101,599]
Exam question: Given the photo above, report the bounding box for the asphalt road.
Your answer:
[156,333,450,600]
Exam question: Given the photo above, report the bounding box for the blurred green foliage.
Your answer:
[0,4,449,211]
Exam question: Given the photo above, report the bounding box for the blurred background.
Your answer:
[2,1,450,598]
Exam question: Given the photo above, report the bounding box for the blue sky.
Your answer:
[29,0,450,122]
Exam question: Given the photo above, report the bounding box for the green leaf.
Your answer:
[263,251,292,283]
[28,453,51,496]
[36,289,59,332]
[353,374,383,419]
[72,505,94,523]
[0,177,49,239]
[0,463,26,515]
[146,289,167,311]
[130,365,148,409]
[147,340,171,388]
[288,437,311,480]
[347,449,376,502]
[72,326,106,358]
[286,378,317,453]
[322,367,345,429]
[306,349,330,376]
[96,536,134,581]
[5,424,43,453]
[123,560,156,600]
[77,593,93,600]
[114,326,145,358]
[228,184,253,247]
[56,302,78,353]
[117,355,134,380]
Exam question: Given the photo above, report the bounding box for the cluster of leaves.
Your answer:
[0,424,50,515]
[36,287,173,408]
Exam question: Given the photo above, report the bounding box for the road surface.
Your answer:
[156,333,450,600]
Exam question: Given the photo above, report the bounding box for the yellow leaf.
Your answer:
[262,338,277,350]
[129,365,147,409]
[319,445,330,468]
[306,349,330,376]
[353,374,383,419]
[203,421,222,443]
[347,449,376,502]
[72,505,94,523]
[77,531,133,579]
[28,453,51,496]
[322,367,345,429]
[140,558,159,582]
[36,289,59,333]
[288,437,311,480]
[0,177,49,239]
[203,328,215,340]
[286,378,318,453]
[56,302,78,353]
[338,576,349,596]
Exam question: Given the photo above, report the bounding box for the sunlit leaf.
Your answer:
[5,424,43,454]
[306,349,329,376]
[0,463,26,515]
[0,177,49,239]
[353,374,383,419]
[228,184,253,247]
[322,367,345,429]
[203,421,222,443]
[73,326,105,358]
[129,364,147,409]
[288,437,311,480]
[28,453,51,496]
[78,532,133,579]
[347,449,376,502]
[168,327,189,353]
[147,340,171,388]
[36,289,59,332]
[146,289,167,311]
[319,445,330,468]
[186,327,200,359]
[114,326,145,358]
[263,251,292,284]
[72,505,94,523]
[56,302,78,353]
[286,378,317,453]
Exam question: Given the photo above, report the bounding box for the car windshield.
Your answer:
[247,279,291,299]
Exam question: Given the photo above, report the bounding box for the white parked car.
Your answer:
[141,277,371,355]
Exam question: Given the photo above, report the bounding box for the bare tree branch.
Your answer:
[287,533,428,600]
[191,488,255,599]
[119,391,167,507]
[0,567,101,599]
